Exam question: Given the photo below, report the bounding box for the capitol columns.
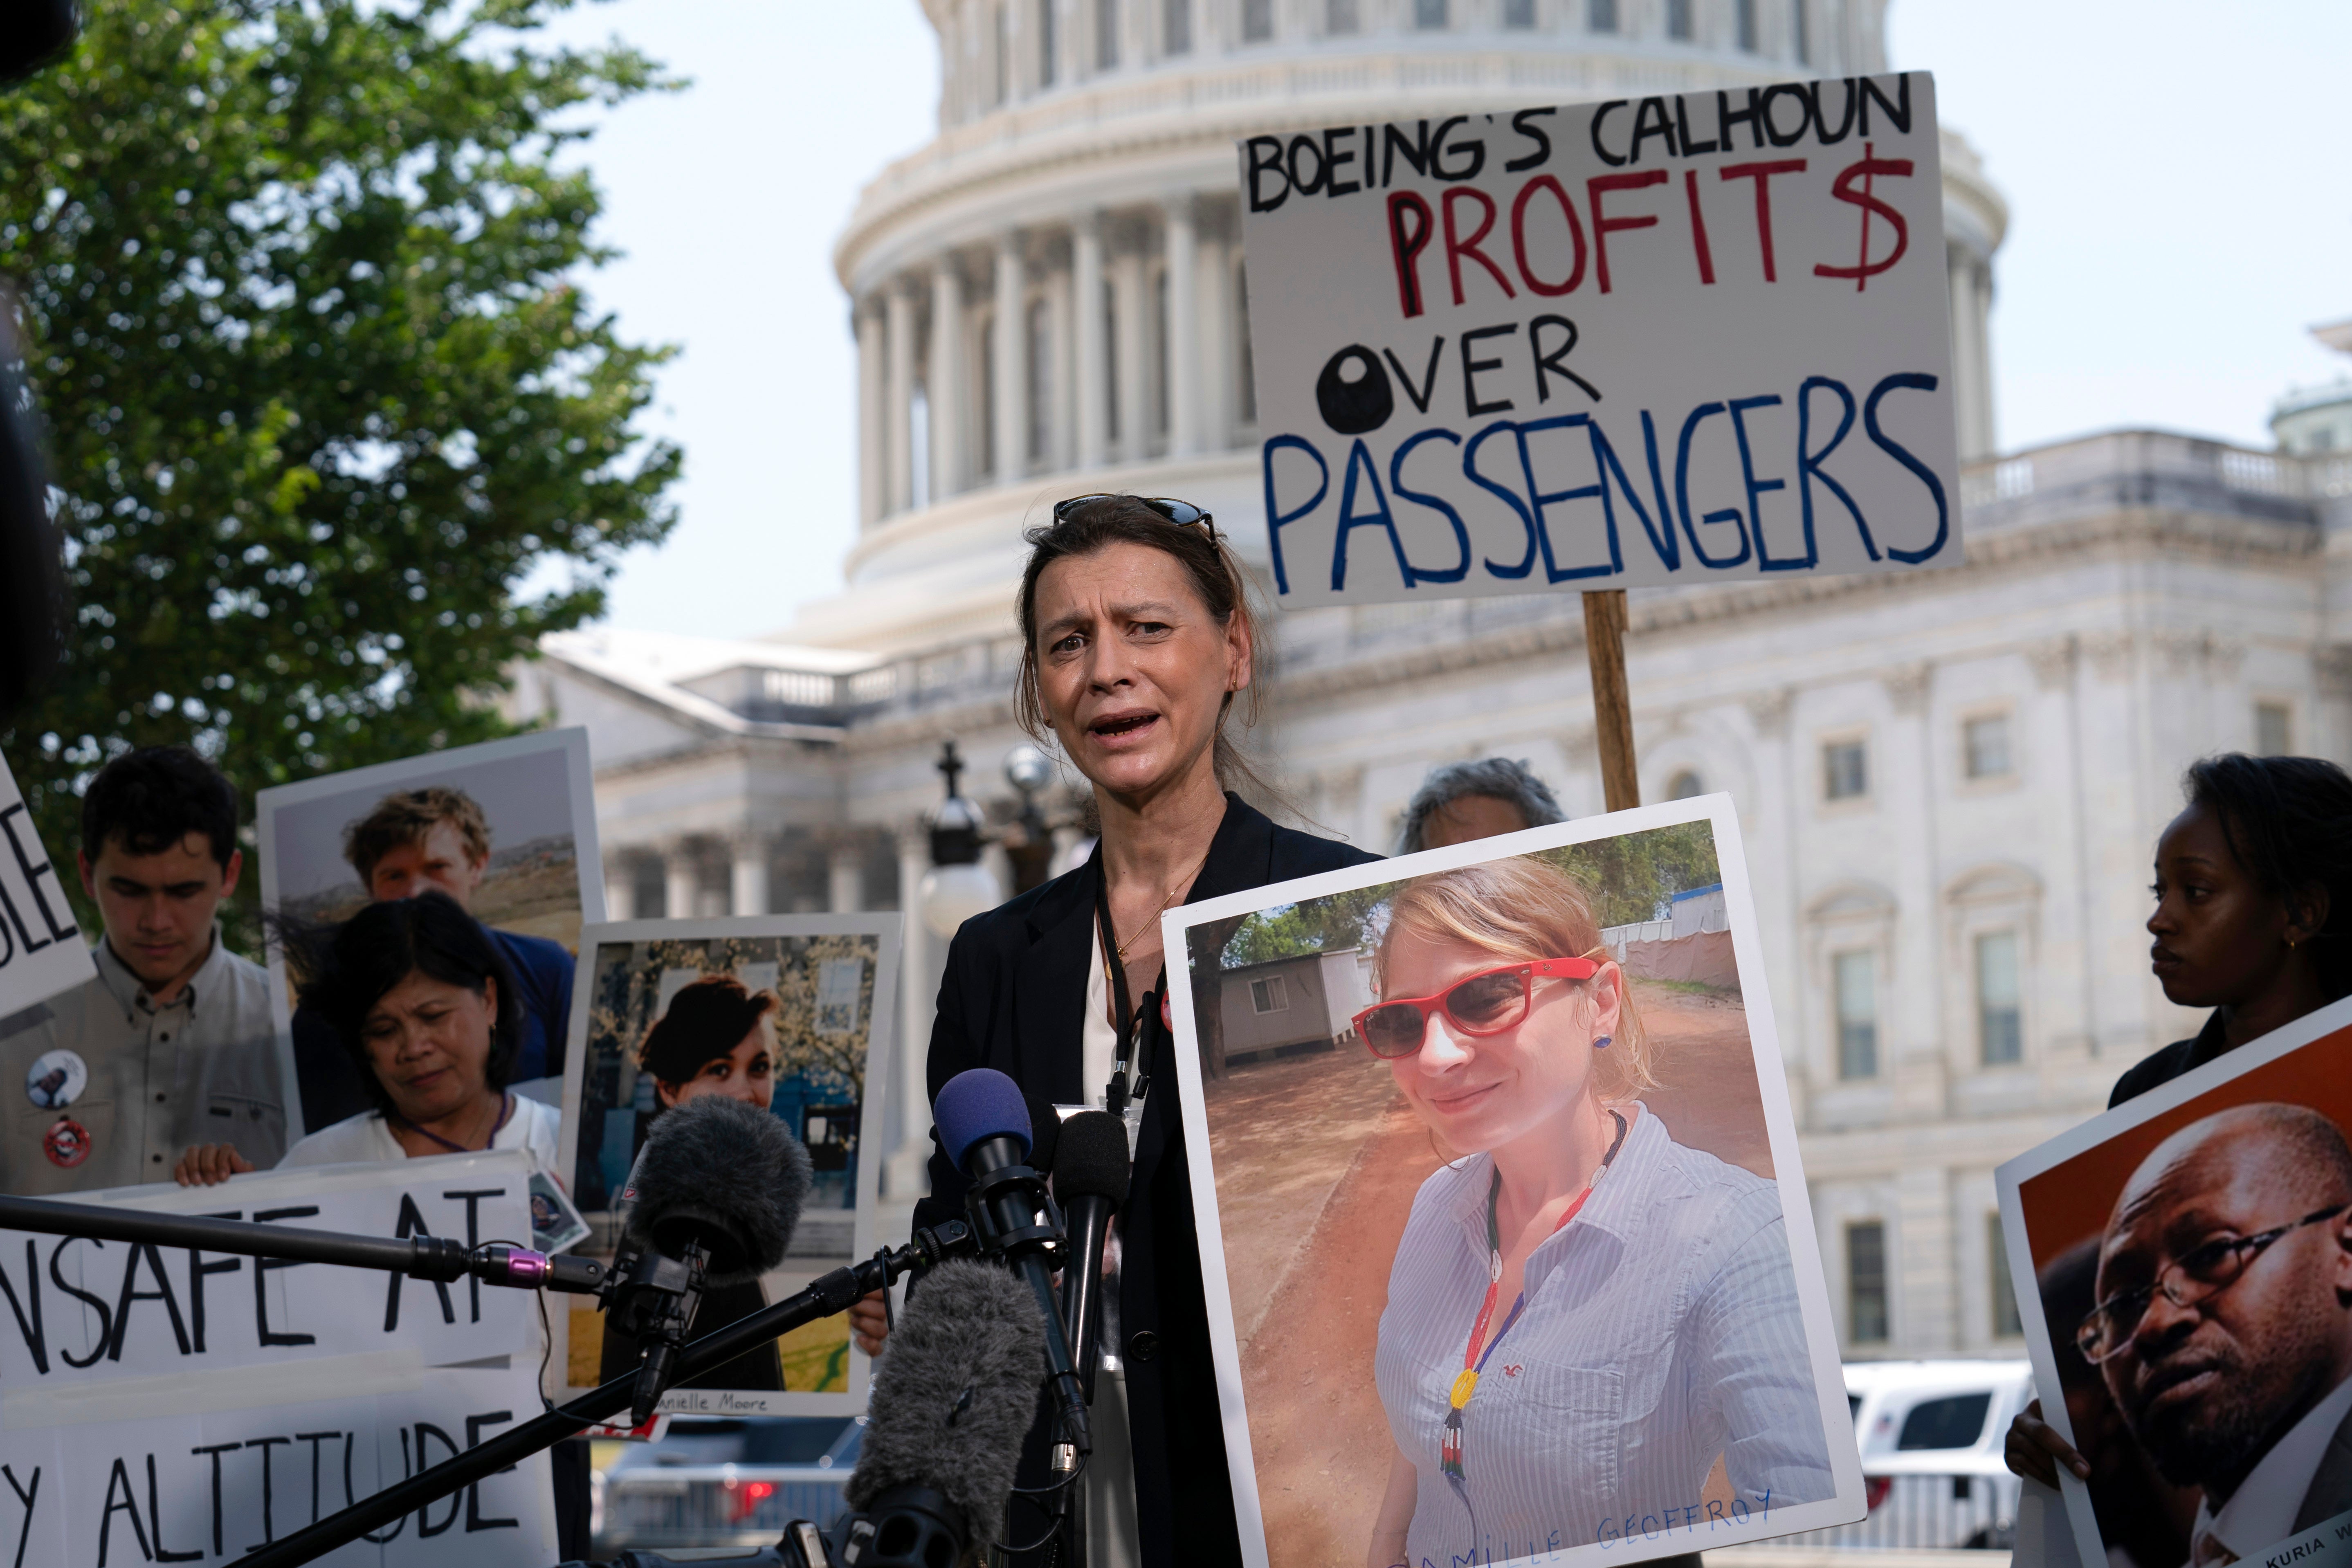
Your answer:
[1948,245,1993,462]
[827,842,866,914]
[728,829,771,918]
[993,229,1029,485]
[1164,193,1202,459]
[1072,209,1107,469]
[663,842,701,923]
[1112,222,1149,465]
[885,277,918,515]
[603,855,636,922]
[856,299,885,528]
[929,253,968,499]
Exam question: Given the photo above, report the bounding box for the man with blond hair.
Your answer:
[291,785,574,1129]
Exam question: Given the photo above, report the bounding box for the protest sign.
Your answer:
[1997,995,2352,1568]
[557,915,899,1416]
[256,728,605,1123]
[0,748,93,1022]
[0,1360,558,1567]
[1239,72,1957,609]
[1163,797,1861,1568]
[0,1153,534,1391]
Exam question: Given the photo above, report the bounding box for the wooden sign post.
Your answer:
[1581,589,1638,812]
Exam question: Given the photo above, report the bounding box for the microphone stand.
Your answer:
[231,1220,978,1568]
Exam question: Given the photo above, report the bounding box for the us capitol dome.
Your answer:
[514,1,2352,1360]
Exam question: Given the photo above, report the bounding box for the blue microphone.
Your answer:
[932,1068,1092,1461]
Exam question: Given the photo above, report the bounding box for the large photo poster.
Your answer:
[555,915,899,1417]
[1997,996,2352,1568]
[1164,797,1860,1568]
[255,728,605,1123]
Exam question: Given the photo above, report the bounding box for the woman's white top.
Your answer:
[1081,920,1118,1112]
[277,1092,561,1171]
[1374,1106,1834,1563]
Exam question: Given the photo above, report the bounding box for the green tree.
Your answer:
[1543,822,1721,928]
[0,0,679,920]
[1218,885,1391,968]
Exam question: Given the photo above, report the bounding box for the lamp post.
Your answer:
[918,739,1002,939]
[1002,743,1056,894]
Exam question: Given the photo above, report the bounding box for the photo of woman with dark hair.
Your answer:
[1362,855,1833,1568]
[601,973,788,1393]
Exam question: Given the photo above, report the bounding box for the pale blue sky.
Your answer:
[544,0,2351,642]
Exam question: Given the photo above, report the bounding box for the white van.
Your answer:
[1818,1360,2035,1550]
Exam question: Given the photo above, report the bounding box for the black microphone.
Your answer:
[933,1068,1091,1460]
[611,1094,813,1423]
[839,1257,1047,1566]
[1053,1110,1130,1404]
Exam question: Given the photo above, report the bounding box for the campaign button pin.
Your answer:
[43,1117,91,1169]
[25,1048,88,1110]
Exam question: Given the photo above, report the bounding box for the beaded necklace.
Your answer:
[1440,1108,1628,1483]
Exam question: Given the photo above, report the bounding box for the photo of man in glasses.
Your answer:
[2078,1103,2352,1564]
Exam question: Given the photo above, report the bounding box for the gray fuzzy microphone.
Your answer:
[845,1258,1046,1558]
[622,1093,813,1286]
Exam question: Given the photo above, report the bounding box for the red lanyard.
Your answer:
[1440,1109,1627,1483]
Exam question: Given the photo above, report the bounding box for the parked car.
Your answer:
[1778,1360,2034,1551]
[591,1416,863,1555]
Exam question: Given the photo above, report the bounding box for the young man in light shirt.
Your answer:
[0,746,290,1191]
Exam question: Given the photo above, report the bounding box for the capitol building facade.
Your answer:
[510,0,2352,1360]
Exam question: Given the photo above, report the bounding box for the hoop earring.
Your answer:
[1592,1035,1613,1050]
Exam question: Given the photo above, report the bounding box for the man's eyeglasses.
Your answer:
[1053,494,1216,538]
[1352,957,1601,1060]
[2074,1203,2350,1364]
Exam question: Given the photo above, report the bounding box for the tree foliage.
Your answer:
[1219,885,1389,968]
[1539,822,1721,928]
[0,0,680,900]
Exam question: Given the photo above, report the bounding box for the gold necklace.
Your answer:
[1111,848,1212,960]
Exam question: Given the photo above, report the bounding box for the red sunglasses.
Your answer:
[1352,956,1602,1059]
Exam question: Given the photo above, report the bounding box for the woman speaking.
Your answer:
[912,494,1376,1566]
[1362,857,1833,1567]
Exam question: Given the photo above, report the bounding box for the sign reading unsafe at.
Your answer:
[1238,72,1959,608]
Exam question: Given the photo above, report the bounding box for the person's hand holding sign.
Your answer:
[174,1143,255,1186]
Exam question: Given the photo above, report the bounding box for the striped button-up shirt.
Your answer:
[1374,1105,1833,1567]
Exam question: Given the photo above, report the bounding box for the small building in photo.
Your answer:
[1216,948,1374,1071]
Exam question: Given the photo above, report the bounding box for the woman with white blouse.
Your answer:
[1360,856,1833,1568]
[174,891,557,1182]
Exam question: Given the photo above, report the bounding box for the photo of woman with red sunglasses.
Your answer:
[1363,854,1834,1568]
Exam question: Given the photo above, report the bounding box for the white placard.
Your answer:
[1239,71,1957,607]
[0,1153,533,1391]
[0,1360,557,1567]
[0,750,94,1021]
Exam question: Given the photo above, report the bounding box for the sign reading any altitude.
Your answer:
[1238,71,1959,609]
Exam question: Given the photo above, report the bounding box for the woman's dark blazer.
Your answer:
[912,793,1377,1567]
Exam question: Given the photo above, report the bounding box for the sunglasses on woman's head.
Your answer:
[1053,494,1217,538]
[1352,956,1602,1059]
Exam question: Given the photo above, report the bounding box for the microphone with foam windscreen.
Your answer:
[611,1094,814,1422]
[1053,1110,1130,1404]
[622,1093,813,1284]
[838,1257,1047,1566]
[934,1068,1092,1460]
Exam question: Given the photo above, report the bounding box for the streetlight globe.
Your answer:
[1004,744,1054,796]
[920,861,1002,939]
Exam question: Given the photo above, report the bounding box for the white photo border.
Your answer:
[553,912,902,1417]
[1161,793,1865,1568]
